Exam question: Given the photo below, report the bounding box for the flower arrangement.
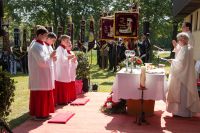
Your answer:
[119,56,143,70]
[130,56,143,66]
[101,92,126,114]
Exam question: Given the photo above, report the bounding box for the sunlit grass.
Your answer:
[8,73,30,129]
[88,50,116,92]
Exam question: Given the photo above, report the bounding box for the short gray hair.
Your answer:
[176,32,189,41]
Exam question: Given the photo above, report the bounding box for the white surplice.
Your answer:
[55,45,70,82]
[167,45,200,117]
[46,44,55,88]
[69,51,78,82]
[28,41,54,90]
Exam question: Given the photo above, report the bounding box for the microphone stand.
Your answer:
[153,45,165,68]
[157,51,160,68]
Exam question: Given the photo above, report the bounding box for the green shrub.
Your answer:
[75,51,90,79]
[0,69,15,121]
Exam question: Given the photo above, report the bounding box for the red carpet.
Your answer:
[48,112,75,124]
[70,98,89,105]
[13,92,200,133]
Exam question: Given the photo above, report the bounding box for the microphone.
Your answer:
[160,57,168,62]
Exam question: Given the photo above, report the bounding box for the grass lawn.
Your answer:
[8,73,30,129]
[7,50,170,129]
[89,50,116,92]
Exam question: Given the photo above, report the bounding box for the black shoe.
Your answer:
[173,115,182,118]
[34,115,52,121]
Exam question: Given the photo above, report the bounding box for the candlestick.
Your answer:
[140,66,146,88]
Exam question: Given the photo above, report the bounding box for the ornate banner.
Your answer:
[57,26,64,37]
[13,28,22,58]
[67,22,74,45]
[3,32,10,52]
[67,23,74,45]
[80,18,86,43]
[0,36,2,51]
[88,16,95,51]
[114,12,139,38]
[22,29,27,51]
[55,26,63,48]
[0,0,3,18]
[100,17,114,40]
[30,28,35,41]
[14,28,20,47]
[46,26,53,32]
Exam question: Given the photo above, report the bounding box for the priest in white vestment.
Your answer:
[28,27,56,118]
[55,35,74,104]
[166,32,200,117]
[45,32,57,105]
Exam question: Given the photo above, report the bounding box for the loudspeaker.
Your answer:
[143,21,150,35]
[0,0,3,17]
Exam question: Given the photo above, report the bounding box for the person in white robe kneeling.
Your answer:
[28,27,56,119]
[55,35,74,104]
[166,32,200,117]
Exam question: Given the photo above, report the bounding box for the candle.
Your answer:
[140,66,146,88]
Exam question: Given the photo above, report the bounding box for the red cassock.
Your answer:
[45,42,57,105]
[55,45,71,104]
[28,40,55,117]
[69,81,76,101]
[55,80,70,104]
[68,50,78,101]
[29,90,54,117]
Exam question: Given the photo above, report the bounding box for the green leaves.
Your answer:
[0,70,16,121]
[76,51,90,79]
[5,0,173,49]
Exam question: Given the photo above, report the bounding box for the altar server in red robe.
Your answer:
[28,27,56,119]
[55,35,74,104]
[67,43,78,101]
[45,32,57,105]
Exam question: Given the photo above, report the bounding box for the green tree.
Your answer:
[5,0,174,49]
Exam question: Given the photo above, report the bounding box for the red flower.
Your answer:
[107,95,112,102]
[136,58,143,65]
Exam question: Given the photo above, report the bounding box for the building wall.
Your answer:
[185,9,200,60]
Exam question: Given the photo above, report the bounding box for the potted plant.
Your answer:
[75,51,90,92]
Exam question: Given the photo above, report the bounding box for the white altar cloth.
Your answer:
[112,68,167,102]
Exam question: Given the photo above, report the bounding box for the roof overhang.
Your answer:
[173,0,200,18]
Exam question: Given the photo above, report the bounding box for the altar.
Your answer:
[112,68,167,115]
